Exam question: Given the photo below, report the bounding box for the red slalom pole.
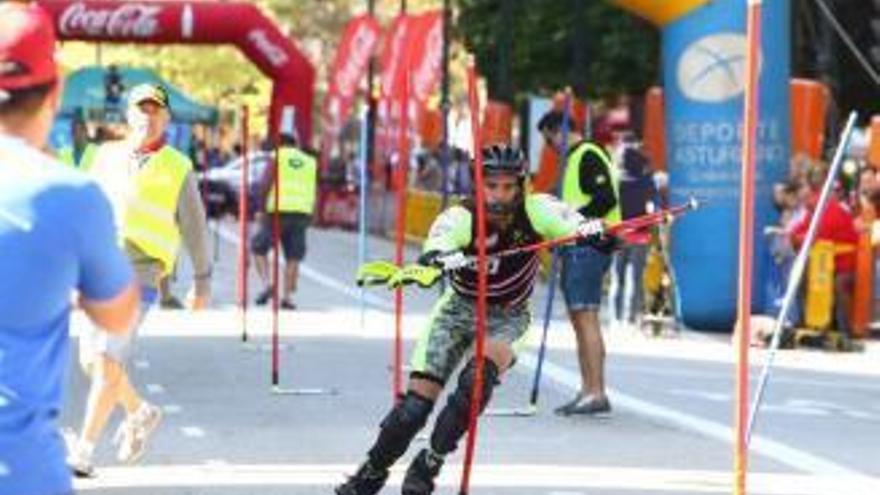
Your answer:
[458,55,487,495]
[271,129,281,387]
[735,1,762,493]
[238,105,250,343]
[391,66,411,403]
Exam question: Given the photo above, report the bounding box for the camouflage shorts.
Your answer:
[409,290,532,384]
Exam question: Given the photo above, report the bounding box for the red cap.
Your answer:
[0,3,58,93]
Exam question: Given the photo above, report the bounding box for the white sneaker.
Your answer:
[63,432,96,479]
[115,402,163,464]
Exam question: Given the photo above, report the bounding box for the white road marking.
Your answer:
[760,404,828,417]
[668,389,730,402]
[162,404,182,415]
[145,383,165,394]
[843,409,879,421]
[181,427,205,438]
[615,362,880,392]
[133,359,150,369]
[667,393,877,420]
[71,463,879,494]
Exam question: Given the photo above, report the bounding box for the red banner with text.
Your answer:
[321,14,382,168]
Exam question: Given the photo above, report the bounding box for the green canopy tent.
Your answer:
[60,66,218,124]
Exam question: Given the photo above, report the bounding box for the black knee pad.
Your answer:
[429,358,500,455]
[367,391,434,469]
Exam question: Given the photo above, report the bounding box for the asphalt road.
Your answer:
[59,220,880,494]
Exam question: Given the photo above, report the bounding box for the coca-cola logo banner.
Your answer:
[321,15,381,165]
[329,16,381,101]
[407,12,443,104]
[59,2,162,38]
[247,29,289,68]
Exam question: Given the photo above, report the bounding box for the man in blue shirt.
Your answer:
[0,4,139,495]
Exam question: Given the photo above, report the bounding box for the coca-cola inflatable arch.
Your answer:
[38,0,315,142]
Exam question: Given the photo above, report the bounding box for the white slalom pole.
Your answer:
[746,111,858,441]
[358,109,370,330]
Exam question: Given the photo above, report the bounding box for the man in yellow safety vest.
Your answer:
[66,83,213,477]
[252,131,317,309]
[539,109,621,417]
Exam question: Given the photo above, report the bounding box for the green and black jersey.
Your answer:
[423,193,583,307]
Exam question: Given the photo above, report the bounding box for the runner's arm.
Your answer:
[76,183,140,334]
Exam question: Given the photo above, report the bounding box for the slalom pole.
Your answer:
[238,105,251,342]
[271,129,281,387]
[358,109,370,331]
[747,112,857,441]
[391,66,411,403]
[528,90,573,409]
[734,1,762,493]
[458,54,487,495]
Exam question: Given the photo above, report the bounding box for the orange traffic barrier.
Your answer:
[852,205,876,338]
[868,115,880,169]
[790,79,828,160]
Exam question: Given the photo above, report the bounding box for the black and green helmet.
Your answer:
[480,143,527,179]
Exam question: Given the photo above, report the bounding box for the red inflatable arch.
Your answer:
[38,0,315,142]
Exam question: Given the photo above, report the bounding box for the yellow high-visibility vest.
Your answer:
[266,146,317,214]
[58,143,98,171]
[562,142,621,223]
[122,145,191,274]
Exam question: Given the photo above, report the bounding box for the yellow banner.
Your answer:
[611,0,711,26]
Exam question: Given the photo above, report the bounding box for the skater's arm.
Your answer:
[421,206,472,261]
[525,193,584,241]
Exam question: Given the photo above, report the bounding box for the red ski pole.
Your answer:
[490,198,700,260]
[458,54,487,495]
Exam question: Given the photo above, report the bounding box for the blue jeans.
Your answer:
[612,243,649,322]
[560,244,612,312]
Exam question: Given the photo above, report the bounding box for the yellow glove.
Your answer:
[356,260,401,287]
[387,264,443,289]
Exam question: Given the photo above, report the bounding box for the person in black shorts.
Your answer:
[251,132,317,309]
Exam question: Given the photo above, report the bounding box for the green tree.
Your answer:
[456,0,660,102]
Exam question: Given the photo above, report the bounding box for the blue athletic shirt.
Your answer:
[0,134,134,495]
